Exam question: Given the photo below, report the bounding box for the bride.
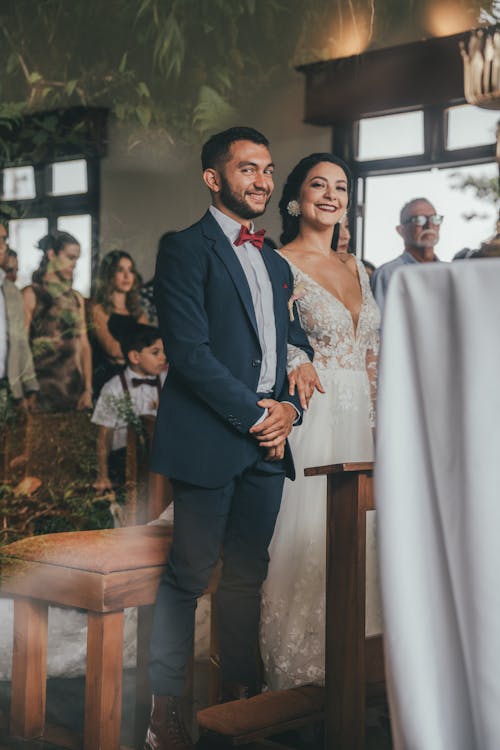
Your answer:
[260,153,381,690]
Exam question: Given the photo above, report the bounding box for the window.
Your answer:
[348,99,497,263]
[51,159,88,195]
[447,105,499,150]
[362,162,498,266]
[357,111,425,161]
[8,218,48,290]
[57,214,92,296]
[1,159,98,295]
[1,166,36,200]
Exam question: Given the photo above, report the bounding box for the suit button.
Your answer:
[252,359,261,367]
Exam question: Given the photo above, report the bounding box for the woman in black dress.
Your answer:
[89,250,147,397]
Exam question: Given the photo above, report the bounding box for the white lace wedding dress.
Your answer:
[260,257,382,691]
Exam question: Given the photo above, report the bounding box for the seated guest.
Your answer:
[91,321,167,493]
[370,197,443,312]
[4,249,18,284]
[0,229,39,422]
[22,232,92,412]
[89,250,147,397]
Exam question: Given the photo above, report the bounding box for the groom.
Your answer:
[146,126,313,750]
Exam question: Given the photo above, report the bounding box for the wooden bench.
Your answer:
[0,411,222,749]
[198,685,324,748]
[198,463,385,749]
[0,524,173,749]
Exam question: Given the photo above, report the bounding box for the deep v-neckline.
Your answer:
[286,258,365,336]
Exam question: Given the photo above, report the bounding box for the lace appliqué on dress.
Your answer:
[286,260,380,424]
[261,553,326,689]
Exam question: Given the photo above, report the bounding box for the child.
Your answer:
[92,322,167,493]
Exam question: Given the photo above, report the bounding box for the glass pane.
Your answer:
[51,159,88,195]
[8,218,48,289]
[1,166,36,200]
[447,105,499,150]
[357,111,424,161]
[57,214,92,297]
[363,162,498,266]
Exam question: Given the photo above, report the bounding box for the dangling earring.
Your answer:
[286,200,301,217]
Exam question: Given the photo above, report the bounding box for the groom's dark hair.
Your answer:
[201,127,269,171]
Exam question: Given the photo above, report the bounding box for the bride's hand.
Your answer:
[288,362,325,410]
[265,441,285,462]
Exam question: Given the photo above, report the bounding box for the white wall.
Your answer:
[100,71,331,280]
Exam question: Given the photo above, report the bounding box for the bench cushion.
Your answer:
[0,525,173,611]
[197,685,324,738]
[0,525,172,574]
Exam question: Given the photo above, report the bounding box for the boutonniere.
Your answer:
[288,282,306,321]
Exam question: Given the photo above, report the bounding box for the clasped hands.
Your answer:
[249,362,324,461]
[249,400,296,461]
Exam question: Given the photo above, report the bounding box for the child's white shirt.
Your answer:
[91,366,167,451]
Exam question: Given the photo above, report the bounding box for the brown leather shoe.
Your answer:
[144,695,194,750]
[219,681,258,703]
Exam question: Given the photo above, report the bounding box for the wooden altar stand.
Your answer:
[198,461,385,749]
[304,461,384,749]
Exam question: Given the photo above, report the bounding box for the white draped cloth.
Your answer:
[376,260,500,750]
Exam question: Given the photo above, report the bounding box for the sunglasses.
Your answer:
[403,214,444,227]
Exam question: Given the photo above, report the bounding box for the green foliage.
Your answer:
[193,85,237,136]
[450,172,499,203]
[0,0,496,151]
[450,170,499,222]
[0,480,114,545]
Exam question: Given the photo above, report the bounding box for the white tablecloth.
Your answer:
[375,260,500,750]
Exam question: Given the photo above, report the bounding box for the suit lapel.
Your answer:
[201,211,259,338]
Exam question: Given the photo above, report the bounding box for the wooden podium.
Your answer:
[304,462,384,750]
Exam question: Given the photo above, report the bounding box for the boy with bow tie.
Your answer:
[92,322,167,494]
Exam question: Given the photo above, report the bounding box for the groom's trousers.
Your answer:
[149,455,285,697]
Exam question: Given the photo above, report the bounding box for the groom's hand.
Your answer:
[249,400,296,447]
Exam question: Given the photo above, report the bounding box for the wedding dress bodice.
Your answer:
[287,257,380,373]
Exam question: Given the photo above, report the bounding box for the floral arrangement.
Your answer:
[288,282,307,322]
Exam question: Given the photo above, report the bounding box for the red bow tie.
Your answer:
[235,226,266,251]
[131,377,158,388]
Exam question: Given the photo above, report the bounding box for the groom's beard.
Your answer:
[219,174,271,220]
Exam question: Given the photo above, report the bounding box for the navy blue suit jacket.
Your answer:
[150,210,314,488]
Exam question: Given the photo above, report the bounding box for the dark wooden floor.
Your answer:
[0,668,392,750]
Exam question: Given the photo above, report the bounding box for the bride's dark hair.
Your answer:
[279,153,352,248]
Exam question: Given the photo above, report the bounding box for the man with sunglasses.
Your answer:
[371,197,443,312]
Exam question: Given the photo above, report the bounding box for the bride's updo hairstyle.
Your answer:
[279,152,352,248]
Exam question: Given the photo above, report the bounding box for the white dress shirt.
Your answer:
[209,205,277,393]
[92,366,167,451]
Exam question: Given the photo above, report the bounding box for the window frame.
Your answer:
[1,158,100,293]
[333,101,497,258]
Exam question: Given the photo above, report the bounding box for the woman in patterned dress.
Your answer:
[22,231,92,412]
